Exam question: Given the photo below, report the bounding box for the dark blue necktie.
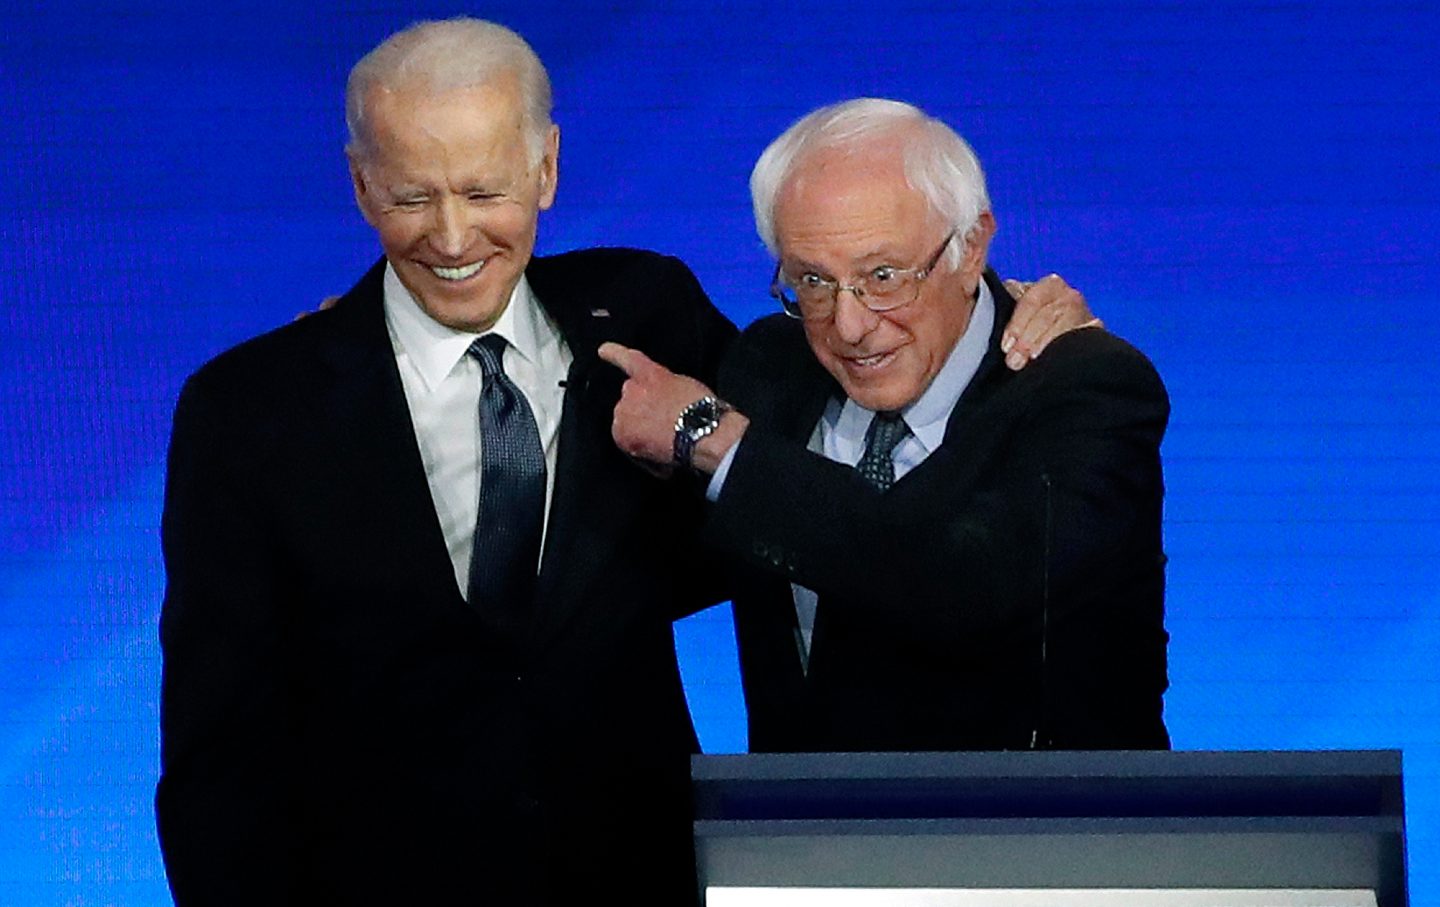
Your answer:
[467,334,547,612]
[856,412,911,492]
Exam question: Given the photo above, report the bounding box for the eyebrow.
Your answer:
[785,249,901,275]
[382,183,427,198]
[783,256,829,274]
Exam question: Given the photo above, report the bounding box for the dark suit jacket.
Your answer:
[157,249,736,904]
[707,272,1170,753]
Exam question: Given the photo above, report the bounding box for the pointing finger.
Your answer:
[597,341,658,377]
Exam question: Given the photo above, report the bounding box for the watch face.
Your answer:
[682,401,717,432]
[675,397,726,468]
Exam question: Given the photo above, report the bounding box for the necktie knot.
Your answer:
[856,411,911,492]
[469,334,509,378]
[867,412,909,456]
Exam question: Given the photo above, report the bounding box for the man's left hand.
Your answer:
[1000,274,1103,371]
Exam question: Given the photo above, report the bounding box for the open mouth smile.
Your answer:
[845,350,896,370]
[428,260,486,281]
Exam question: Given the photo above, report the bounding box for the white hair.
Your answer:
[750,98,990,268]
[345,17,553,164]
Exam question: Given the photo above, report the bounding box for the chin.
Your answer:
[841,385,914,414]
[830,363,921,411]
[444,310,505,333]
[416,289,509,331]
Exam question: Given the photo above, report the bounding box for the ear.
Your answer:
[960,211,997,283]
[348,151,378,226]
[537,124,560,211]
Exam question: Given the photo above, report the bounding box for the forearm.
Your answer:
[706,430,1040,649]
[706,336,1169,653]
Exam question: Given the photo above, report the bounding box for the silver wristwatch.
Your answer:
[673,396,731,470]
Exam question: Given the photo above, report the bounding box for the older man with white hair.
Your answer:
[157,17,738,904]
[605,98,1170,754]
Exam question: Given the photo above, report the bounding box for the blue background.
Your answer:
[3,1,1437,902]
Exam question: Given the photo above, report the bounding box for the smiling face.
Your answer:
[774,144,994,412]
[349,76,558,332]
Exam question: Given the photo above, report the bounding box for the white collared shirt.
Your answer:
[383,264,573,599]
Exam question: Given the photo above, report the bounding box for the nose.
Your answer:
[430,197,472,259]
[830,286,879,345]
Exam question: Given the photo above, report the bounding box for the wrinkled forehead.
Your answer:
[774,146,941,250]
[779,126,924,199]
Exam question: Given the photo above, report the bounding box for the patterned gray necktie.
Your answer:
[467,334,547,612]
[856,412,911,492]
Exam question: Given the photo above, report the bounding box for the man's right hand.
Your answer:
[598,342,749,477]
[1000,274,1103,370]
[294,296,341,321]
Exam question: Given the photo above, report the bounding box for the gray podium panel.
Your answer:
[691,751,1407,907]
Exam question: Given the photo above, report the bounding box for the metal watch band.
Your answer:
[672,395,731,470]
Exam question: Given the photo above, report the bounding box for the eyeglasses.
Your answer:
[770,230,957,320]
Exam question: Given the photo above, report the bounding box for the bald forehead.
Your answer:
[355,71,525,156]
[369,64,521,112]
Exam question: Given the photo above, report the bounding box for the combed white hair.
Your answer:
[345,17,552,164]
[750,98,990,268]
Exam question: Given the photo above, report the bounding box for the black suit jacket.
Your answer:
[157,249,736,904]
[708,272,1170,753]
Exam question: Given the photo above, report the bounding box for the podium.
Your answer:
[692,750,1407,906]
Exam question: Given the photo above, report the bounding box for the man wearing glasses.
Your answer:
[602,98,1170,753]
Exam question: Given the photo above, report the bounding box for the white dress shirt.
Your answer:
[383,264,573,600]
[709,280,996,666]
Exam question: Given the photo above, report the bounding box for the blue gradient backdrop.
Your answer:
[3,1,1437,903]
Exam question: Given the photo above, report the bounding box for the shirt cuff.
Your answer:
[704,439,741,502]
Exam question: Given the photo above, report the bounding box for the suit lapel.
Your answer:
[524,258,654,641]
[759,319,839,447]
[945,268,1017,439]
[871,269,1018,511]
[307,260,464,608]
[783,370,836,447]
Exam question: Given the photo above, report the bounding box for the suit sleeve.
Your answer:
[705,331,1168,657]
[630,256,737,621]
[623,252,737,394]
[156,374,302,904]
[668,270,743,621]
